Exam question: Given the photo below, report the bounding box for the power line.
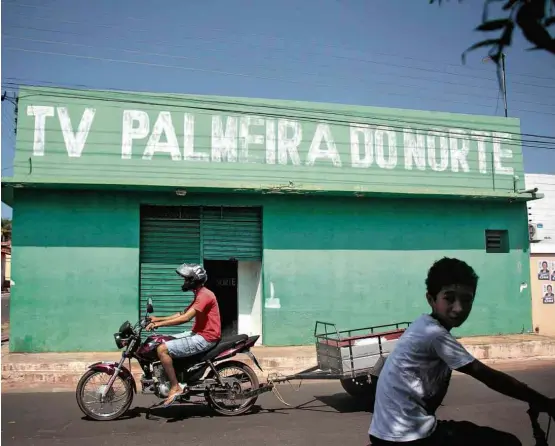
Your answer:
[3,1,555,83]
[5,82,555,151]
[4,35,555,108]
[7,80,555,143]
[4,9,555,92]
[3,48,555,119]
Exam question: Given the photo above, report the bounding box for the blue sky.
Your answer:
[2,0,554,218]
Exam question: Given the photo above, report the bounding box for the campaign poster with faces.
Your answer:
[543,283,554,304]
[537,260,555,281]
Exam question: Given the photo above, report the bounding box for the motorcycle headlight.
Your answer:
[113,333,127,349]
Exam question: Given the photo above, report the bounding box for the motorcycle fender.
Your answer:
[88,361,137,394]
[244,350,264,372]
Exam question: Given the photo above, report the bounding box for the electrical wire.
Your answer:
[3,81,555,152]
[4,35,555,110]
[3,1,555,84]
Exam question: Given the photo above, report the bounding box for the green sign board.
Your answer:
[10,86,525,197]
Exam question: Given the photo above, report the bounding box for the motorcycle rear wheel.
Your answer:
[76,369,134,421]
[205,360,260,416]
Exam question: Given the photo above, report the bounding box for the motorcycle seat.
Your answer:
[174,334,249,364]
[201,334,249,360]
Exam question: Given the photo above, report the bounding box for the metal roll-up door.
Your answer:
[139,206,201,337]
[202,206,262,261]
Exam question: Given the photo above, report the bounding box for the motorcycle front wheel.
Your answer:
[205,360,260,416]
[76,369,134,421]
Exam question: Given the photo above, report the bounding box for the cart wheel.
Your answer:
[340,376,377,401]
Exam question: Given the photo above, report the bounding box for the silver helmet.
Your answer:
[176,263,208,292]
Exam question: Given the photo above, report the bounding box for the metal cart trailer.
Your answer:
[255,320,411,400]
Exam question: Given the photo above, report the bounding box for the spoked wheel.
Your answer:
[205,360,260,416]
[76,369,134,421]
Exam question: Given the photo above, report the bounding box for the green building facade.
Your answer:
[1,86,538,352]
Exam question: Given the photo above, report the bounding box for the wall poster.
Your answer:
[542,283,554,304]
[537,260,553,280]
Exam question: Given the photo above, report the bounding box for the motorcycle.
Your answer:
[76,298,264,421]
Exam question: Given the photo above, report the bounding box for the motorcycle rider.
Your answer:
[369,257,555,445]
[146,263,221,407]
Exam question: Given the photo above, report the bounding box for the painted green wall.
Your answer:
[11,86,525,198]
[9,189,140,352]
[9,188,531,352]
[261,196,532,345]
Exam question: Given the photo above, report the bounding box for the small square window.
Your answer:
[485,230,509,253]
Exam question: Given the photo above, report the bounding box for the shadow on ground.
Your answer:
[80,392,373,423]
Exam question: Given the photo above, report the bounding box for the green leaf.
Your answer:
[461,39,500,63]
[502,0,519,11]
[476,18,511,31]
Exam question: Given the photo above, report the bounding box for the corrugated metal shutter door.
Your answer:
[139,206,201,337]
[202,207,262,261]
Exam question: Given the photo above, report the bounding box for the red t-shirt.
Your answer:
[190,287,221,342]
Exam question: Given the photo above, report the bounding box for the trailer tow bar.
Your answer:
[241,377,296,406]
[241,367,346,405]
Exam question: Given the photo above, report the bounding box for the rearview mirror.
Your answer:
[147,297,154,314]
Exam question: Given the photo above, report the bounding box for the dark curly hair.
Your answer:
[425,257,479,299]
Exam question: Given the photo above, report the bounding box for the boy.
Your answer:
[369,257,555,445]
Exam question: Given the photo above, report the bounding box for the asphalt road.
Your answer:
[2,361,555,446]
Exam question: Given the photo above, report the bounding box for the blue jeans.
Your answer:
[165,331,216,359]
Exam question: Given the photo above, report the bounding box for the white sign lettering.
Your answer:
[27,106,516,176]
[28,105,97,158]
[27,106,55,156]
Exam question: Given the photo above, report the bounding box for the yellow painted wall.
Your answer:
[530,254,555,336]
[5,254,11,281]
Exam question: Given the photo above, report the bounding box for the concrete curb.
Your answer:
[3,335,555,392]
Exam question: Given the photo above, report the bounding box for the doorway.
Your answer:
[204,259,238,338]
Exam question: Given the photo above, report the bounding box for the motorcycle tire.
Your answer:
[76,369,134,421]
[205,360,260,416]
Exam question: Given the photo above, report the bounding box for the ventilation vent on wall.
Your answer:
[485,229,509,253]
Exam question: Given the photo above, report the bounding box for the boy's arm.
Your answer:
[431,331,555,416]
[456,360,554,414]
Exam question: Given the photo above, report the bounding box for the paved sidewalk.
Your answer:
[2,333,555,392]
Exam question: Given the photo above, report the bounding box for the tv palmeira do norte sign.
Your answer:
[25,104,518,177]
